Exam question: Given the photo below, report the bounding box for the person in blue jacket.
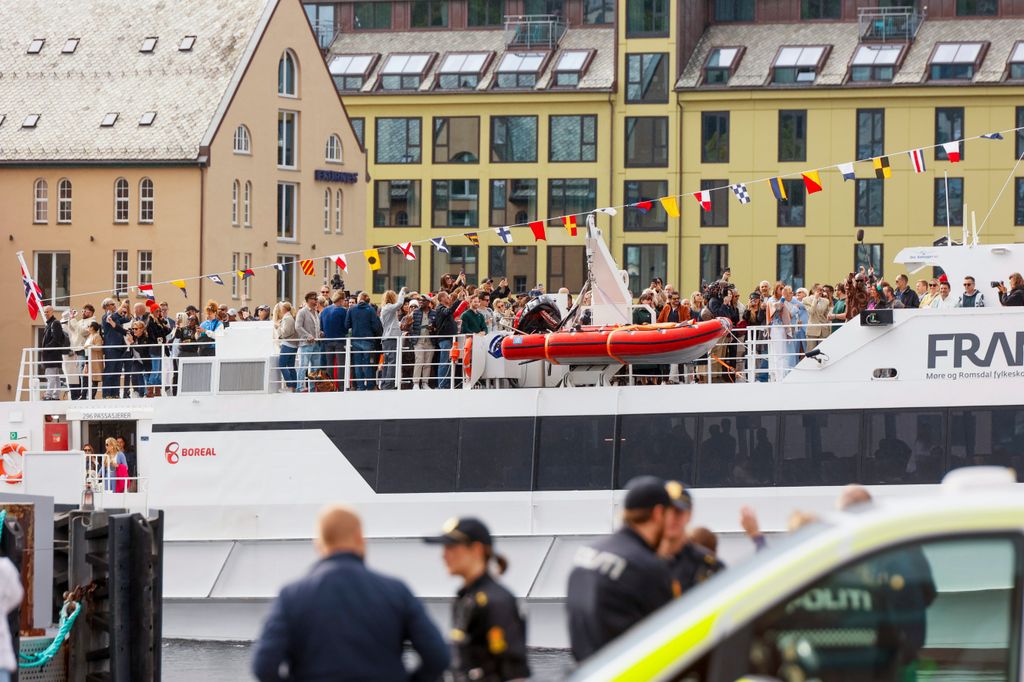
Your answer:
[342,292,382,390]
[319,292,348,381]
[252,505,449,682]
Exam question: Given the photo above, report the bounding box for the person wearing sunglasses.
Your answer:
[955,276,986,308]
[918,279,938,308]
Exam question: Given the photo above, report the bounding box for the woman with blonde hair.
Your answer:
[273,302,299,391]
[98,437,128,492]
[197,300,222,357]
[766,281,791,382]
[380,288,407,389]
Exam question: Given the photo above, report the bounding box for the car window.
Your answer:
[745,535,1021,681]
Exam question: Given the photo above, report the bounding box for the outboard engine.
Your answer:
[514,294,563,333]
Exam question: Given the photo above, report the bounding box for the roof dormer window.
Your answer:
[495,51,546,89]
[929,42,985,80]
[23,114,40,128]
[329,54,377,91]
[704,46,742,84]
[27,39,45,54]
[437,52,489,90]
[849,44,903,82]
[100,112,118,127]
[1008,41,1024,79]
[379,53,431,91]
[139,111,157,126]
[179,35,196,51]
[140,37,158,53]
[552,50,592,87]
[773,46,828,84]
[62,38,79,54]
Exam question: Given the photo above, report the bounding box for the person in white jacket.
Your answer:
[62,304,95,400]
[379,287,407,390]
[931,281,958,309]
[0,557,23,681]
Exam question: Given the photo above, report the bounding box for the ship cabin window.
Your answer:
[772,45,828,84]
[330,54,377,91]
[849,44,903,82]
[929,42,985,81]
[436,52,490,90]
[703,47,742,85]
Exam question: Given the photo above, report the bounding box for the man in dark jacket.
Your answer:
[432,292,459,389]
[100,298,128,398]
[894,274,920,309]
[343,292,381,390]
[41,305,67,400]
[566,476,677,661]
[253,505,449,682]
[320,292,349,380]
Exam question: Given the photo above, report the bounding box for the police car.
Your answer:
[571,467,1024,681]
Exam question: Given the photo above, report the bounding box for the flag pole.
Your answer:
[943,170,951,246]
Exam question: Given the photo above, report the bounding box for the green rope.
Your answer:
[19,601,81,669]
[0,508,6,544]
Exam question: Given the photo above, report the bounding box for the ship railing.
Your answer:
[84,453,149,515]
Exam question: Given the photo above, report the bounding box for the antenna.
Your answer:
[971,210,978,246]
[962,201,969,247]
[943,170,952,246]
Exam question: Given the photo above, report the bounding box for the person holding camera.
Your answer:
[995,273,1024,307]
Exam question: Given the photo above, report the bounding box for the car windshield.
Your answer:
[572,519,836,677]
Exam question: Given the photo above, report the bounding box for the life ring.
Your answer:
[462,338,473,378]
[0,444,25,484]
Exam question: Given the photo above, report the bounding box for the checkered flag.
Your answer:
[730,183,751,205]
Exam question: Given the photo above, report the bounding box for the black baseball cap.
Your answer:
[623,476,691,511]
[424,517,492,546]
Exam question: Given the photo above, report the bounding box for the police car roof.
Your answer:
[570,467,1023,682]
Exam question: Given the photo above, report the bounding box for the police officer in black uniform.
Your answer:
[426,517,530,682]
[659,482,725,594]
[565,476,680,661]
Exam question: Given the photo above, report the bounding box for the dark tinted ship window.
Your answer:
[616,414,697,486]
[378,419,459,493]
[536,416,614,490]
[322,420,381,489]
[779,412,860,485]
[950,409,1024,479]
[458,418,535,491]
[865,411,946,484]
[698,414,777,487]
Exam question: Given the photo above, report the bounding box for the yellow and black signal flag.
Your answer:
[364,248,381,271]
[873,156,892,179]
[465,232,480,246]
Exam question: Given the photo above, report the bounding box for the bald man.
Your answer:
[252,506,449,682]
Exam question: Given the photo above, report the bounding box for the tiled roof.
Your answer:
[0,0,271,162]
[329,26,615,93]
[677,18,1024,90]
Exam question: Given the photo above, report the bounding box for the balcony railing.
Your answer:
[310,19,337,50]
[504,14,567,49]
[858,6,925,42]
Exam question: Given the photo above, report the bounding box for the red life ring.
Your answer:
[0,444,25,484]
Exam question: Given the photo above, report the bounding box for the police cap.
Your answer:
[620,476,683,511]
[424,517,493,546]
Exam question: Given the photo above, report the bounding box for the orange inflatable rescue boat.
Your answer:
[501,318,732,365]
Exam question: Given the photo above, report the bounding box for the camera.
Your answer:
[331,274,344,291]
[991,280,1002,288]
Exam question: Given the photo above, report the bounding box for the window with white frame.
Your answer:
[244,181,252,227]
[231,253,240,298]
[380,54,431,90]
[243,253,252,299]
[139,111,157,126]
[233,125,251,154]
[101,112,118,127]
[113,250,129,297]
[323,188,332,233]
[553,50,590,87]
[325,134,342,162]
[23,114,40,128]
[276,255,297,302]
[139,178,154,223]
[62,38,79,54]
[495,52,545,89]
[277,182,297,239]
[329,54,375,91]
[114,178,129,223]
[850,44,902,82]
[278,111,297,168]
[1010,41,1024,79]
[35,251,71,308]
[704,47,741,84]
[335,189,343,234]
[773,45,827,84]
[140,37,158,53]
[232,180,240,226]
[179,35,196,51]
[437,52,489,90]
[57,178,72,223]
[278,50,298,96]
[33,179,48,224]
[930,42,984,80]
[27,38,44,54]
[138,250,153,287]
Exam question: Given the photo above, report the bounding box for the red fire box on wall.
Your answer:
[43,423,68,451]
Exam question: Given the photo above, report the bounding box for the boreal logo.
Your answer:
[165,442,180,464]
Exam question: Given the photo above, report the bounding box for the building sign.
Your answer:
[314,169,358,184]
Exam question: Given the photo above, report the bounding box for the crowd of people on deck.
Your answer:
[33,267,1024,399]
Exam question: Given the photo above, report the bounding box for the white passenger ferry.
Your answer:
[1,226,1021,647]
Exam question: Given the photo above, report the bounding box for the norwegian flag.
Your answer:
[396,242,417,261]
[18,252,44,320]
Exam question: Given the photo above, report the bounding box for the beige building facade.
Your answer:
[0,0,366,398]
